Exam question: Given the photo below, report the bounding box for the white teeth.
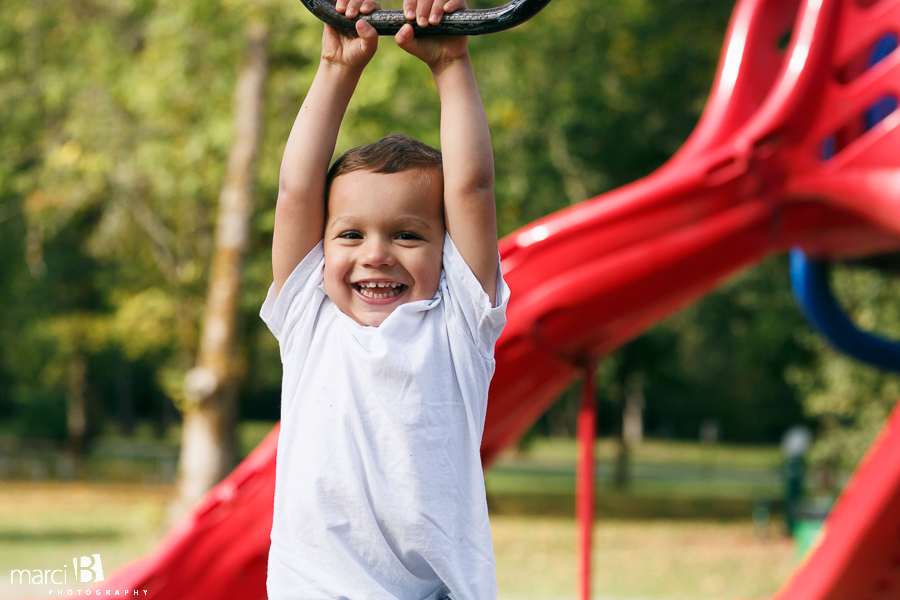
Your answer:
[356,283,404,300]
[358,282,400,289]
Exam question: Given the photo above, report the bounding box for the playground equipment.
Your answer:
[300,0,553,36]
[791,251,900,373]
[789,27,900,377]
[96,0,900,598]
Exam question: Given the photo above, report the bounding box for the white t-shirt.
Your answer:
[260,232,510,600]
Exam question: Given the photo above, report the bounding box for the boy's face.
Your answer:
[323,168,445,327]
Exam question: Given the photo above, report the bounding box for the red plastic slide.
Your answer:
[98,0,900,598]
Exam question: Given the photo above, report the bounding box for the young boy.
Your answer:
[259,0,509,597]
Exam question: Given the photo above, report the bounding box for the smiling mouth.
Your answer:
[353,281,407,300]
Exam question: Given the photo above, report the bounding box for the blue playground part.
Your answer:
[789,250,900,373]
[795,32,900,373]
[865,34,898,129]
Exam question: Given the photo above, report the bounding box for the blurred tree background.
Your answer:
[1,0,898,499]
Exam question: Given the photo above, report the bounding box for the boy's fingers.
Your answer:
[443,0,465,12]
[335,0,348,12]
[356,19,378,49]
[360,0,380,13]
[356,18,374,37]
[345,0,363,18]
[428,0,444,25]
[402,0,416,20]
[416,0,432,27]
[395,22,412,44]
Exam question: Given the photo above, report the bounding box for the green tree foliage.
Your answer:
[645,257,813,443]
[1,0,897,478]
[482,0,734,231]
[0,0,271,441]
[788,265,900,471]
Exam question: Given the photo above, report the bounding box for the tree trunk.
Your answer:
[622,374,644,447]
[169,23,268,523]
[67,352,89,455]
[613,434,629,489]
[115,360,135,435]
[614,374,643,489]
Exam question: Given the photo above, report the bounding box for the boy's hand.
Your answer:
[274,1,380,295]
[322,2,381,72]
[395,0,469,70]
[397,0,498,303]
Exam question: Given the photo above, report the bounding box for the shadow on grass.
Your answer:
[487,492,776,520]
[0,529,123,543]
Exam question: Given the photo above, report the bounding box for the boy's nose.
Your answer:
[360,238,395,267]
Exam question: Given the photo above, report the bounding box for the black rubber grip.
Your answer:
[300,0,553,36]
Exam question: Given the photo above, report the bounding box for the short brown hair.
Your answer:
[325,133,442,203]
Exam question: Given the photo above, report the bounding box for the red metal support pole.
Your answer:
[576,366,596,600]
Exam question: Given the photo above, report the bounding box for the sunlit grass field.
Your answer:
[0,433,797,599]
[491,516,793,600]
[0,482,168,600]
[485,437,785,519]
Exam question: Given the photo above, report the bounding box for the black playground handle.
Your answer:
[300,0,553,36]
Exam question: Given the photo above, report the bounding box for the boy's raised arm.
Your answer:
[273,14,379,295]
[395,2,499,305]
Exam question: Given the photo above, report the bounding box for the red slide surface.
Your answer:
[97,0,900,598]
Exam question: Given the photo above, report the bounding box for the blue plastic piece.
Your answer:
[865,34,898,129]
[797,35,900,372]
[872,33,898,64]
[789,249,900,373]
[866,96,898,130]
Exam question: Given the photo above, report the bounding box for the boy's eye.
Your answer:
[339,231,363,240]
[396,232,421,241]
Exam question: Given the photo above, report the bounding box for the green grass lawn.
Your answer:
[508,437,783,469]
[491,515,794,600]
[485,437,785,520]
[0,482,169,599]
[0,434,798,599]
[0,482,795,600]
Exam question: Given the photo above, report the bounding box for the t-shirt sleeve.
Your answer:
[440,232,511,358]
[260,242,326,360]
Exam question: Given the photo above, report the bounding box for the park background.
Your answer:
[1,0,899,598]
